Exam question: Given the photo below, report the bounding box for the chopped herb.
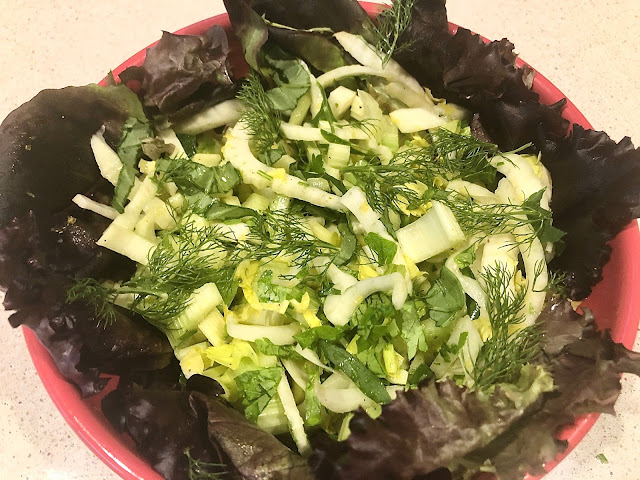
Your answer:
[375,0,416,66]
[235,367,284,422]
[473,263,542,389]
[237,72,282,153]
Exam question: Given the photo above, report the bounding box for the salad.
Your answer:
[2,1,640,479]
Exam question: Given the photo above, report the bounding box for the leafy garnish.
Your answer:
[237,72,282,153]
[374,0,416,66]
[304,366,323,427]
[255,338,304,360]
[318,340,391,404]
[156,157,241,199]
[235,367,284,422]
[344,128,500,217]
[364,232,397,266]
[424,266,466,326]
[473,263,542,389]
[437,188,560,247]
[66,278,118,327]
[261,45,311,111]
[112,117,151,213]
[294,325,345,349]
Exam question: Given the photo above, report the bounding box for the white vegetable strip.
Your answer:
[173,99,242,135]
[315,373,376,413]
[90,130,121,185]
[445,249,488,318]
[340,186,388,237]
[226,312,302,345]
[97,223,156,265]
[396,201,465,263]
[294,345,334,372]
[157,127,187,159]
[113,177,159,230]
[333,32,424,95]
[389,108,449,133]
[72,194,118,220]
[327,264,358,291]
[516,226,548,326]
[383,82,435,110]
[309,75,323,119]
[280,122,368,142]
[223,121,344,210]
[490,153,551,210]
[323,272,407,326]
[282,358,309,389]
[447,180,498,205]
[317,65,390,88]
[277,372,310,456]
[340,186,412,292]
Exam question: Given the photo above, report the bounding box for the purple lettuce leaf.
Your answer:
[540,126,640,299]
[224,0,351,74]
[0,84,145,227]
[119,26,238,120]
[0,208,173,397]
[252,0,377,43]
[0,84,173,397]
[103,372,314,480]
[309,373,548,480]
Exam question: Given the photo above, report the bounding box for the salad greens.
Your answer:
[3,1,640,480]
[70,0,561,464]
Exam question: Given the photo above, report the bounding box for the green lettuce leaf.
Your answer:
[156,158,240,195]
[255,338,304,360]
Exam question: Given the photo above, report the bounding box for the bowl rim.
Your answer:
[22,3,640,479]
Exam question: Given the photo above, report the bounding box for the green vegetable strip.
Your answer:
[112,117,151,212]
[318,340,391,404]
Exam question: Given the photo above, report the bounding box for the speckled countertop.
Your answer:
[1,1,639,479]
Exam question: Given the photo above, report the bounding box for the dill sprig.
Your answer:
[185,449,227,480]
[237,72,282,153]
[68,210,339,326]
[241,210,340,267]
[375,0,416,66]
[68,222,237,327]
[473,263,542,389]
[437,189,553,247]
[343,128,500,216]
[66,278,118,327]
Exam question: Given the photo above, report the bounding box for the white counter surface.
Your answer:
[1,1,639,479]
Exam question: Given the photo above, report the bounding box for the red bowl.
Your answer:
[22,3,640,479]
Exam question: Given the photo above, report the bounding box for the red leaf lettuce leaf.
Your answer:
[0,208,173,397]
[224,0,352,73]
[540,126,640,299]
[119,26,239,120]
[102,372,314,480]
[0,85,173,397]
[0,84,145,227]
